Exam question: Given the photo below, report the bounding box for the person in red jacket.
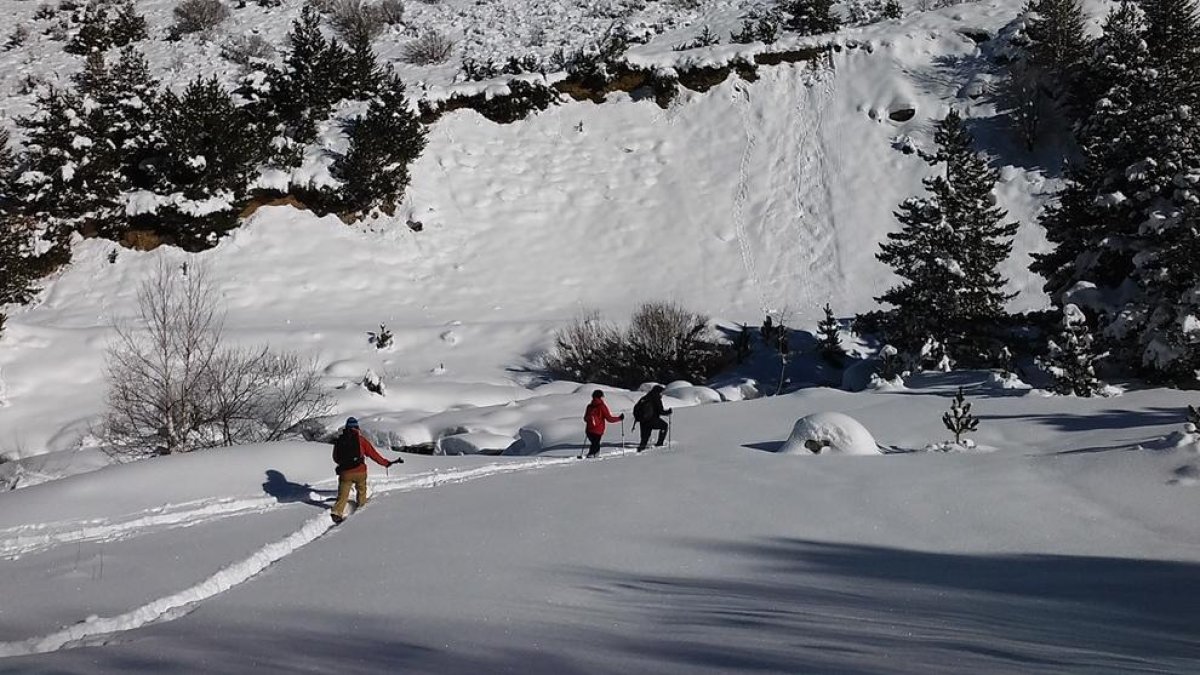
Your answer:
[331,417,400,523]
[582,390,624,458]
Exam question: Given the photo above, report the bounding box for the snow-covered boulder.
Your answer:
[438,433,515,456]
[511,419,581,455]
[662,383,722,405]
[715,379,761,402]
[779,412,880,456]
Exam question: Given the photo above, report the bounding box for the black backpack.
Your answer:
[632,397,651,427]
[333,430,364,472]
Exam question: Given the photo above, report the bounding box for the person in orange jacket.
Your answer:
[330,417,400,523]
[582,389,624,458]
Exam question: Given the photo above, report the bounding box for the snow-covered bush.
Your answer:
[846,0,902,24]
[730,15,780,44]
[673,26,719,51]
[368,323,393,349]
[170,0,230,39]
[402,30,454,65]
[104,262,332,456]
[428,79,560,124]
[780,412,879,455]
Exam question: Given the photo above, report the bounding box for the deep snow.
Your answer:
[3,0,1200,671]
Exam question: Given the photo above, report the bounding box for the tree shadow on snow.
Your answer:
[743,441,785,453]
[261,470,334,509]
[560,538,1200,673]
[979,407,1183,433]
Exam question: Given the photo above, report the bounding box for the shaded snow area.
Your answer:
[2,0,1199,671]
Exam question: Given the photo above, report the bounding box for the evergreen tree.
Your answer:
[329,70,426,213]
[343,33,384,100]
[154,76,269,204]
[1023,0,1089,80]
[108,1,149,47]
[270,6,352,145]
[1041,304,1105,396]
[65,1,111,55]
[942,387,979,445]
[15,87,104,226]
[817,302,844,362]
[875,111,1018,365]
[778,0,840,35]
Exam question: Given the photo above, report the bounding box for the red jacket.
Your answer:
[584,399,622,436]
[335,429,391,475]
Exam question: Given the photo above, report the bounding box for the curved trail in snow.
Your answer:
[0,456,582,658]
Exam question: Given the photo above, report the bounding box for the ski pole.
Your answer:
[621,419,626,450]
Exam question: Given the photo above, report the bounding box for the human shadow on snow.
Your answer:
[261,470,334,509]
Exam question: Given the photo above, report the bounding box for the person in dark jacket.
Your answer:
[331,417,400,523]
[583,389,624,458]
[635,385,672,451]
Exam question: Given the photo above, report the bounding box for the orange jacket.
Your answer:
[584,399,622,436]
[334,429,391,475]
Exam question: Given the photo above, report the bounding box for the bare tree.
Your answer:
[104,261,331,456]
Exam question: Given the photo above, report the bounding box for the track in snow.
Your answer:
[0,456,587,658]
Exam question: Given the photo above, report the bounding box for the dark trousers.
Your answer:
[585,432,602,457]
[637,419,669,450]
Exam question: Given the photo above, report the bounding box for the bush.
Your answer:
[170,0,230,39]
[222,33,275,65]
[470,79,559,123]
[104,262,332,456]
[402,30,454,65]
[544,302,734,388]
[377,0,403,24]
[327,0,385,42]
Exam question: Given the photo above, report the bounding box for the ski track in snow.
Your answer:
[0,456,583,658]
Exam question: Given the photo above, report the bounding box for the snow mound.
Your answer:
[438,433,516,456]
[779,412,880,456]
[662,383,722,405]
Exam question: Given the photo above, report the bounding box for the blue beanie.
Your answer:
[345,417,359,429]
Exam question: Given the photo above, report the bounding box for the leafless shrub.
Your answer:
[103,261,332,456]
[328,0,385,41]
[4,24,29,50]
[170,0,229,38]
[402,29,453,64]
[377,0,403,24]
[221,33,275,65]
[544,302,733,388]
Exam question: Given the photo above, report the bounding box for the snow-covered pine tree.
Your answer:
[328,69,426,214]
[778,0,840,35]
[14,87,104,228]
[153,77,270,242]
[65,1,110,55]
[817,302,844,362]
[270,6,352,145]
[1041,304,1105,396]
[107,1,149,48]
[875,110,1018,365]
[1030,2,1148,300]
[942,386,979,445]
[1023,0,1089,86]
[343,33,384,100]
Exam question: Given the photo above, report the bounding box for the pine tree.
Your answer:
[65,1,111,55]
[1041,304,1105,396]
[1023,0,1089,81]
[343,33,384,100]
[817,302,844,362]
[271,6,352,145]
[154,76,269,207]
[778,0,840,35]
[875,111,1018,365]
[942,387,979,445]
[329,70,426,213]
[15,87,104,226]
[108,1,149,47]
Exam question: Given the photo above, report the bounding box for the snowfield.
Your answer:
[2,0,1200,670]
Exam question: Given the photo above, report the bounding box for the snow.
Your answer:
[2,0,1200,670]
[780,410,880,455]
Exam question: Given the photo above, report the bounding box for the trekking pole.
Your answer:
[621,419,626,451]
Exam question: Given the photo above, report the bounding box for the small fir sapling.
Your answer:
[942,386,979,445]
[734,323,751,364]
[877,344,903,381]
[368,323,393,349]
[1041,303,1103,397]
[817,303,844,363]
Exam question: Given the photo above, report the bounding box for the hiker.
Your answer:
[583,389,624,458]
[634,385,672,451]
[331,417,401,523]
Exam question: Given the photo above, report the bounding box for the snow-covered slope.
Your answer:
[1,379,1199,672]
